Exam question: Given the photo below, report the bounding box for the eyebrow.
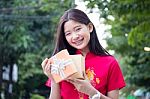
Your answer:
[74,25,81,29]
[64,25,81,33]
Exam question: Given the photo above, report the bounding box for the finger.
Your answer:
[45,63,51,72]
[46,59,51,66]
[67,79,74,83]
[46,64,53,77]
[72,78,83,83]
[41,58,48,66]
[70,79,84,85]
[43,59,50,70]
[41,58,48,67]
[66,79,76,84]
[83,71,86,78]
[44,59,53,76]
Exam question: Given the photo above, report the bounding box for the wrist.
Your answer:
[51,80,58,85]
[89,89,97,97]
[89,90,101,99]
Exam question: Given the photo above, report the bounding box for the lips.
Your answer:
[73,38,84,46]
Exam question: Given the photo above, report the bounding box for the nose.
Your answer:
[72,33,79,40]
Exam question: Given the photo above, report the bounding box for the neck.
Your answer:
[79,47,90,57]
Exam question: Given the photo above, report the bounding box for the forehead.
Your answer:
[64,20,83,31]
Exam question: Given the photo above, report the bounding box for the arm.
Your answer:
[89,85,119,99]
[106,90,119,99]
[67,79,119,99]
[92,89,119,99]
[87,86,119,99]
[49,81,61,99]
[41,58,61,99]
[89,89,119,99]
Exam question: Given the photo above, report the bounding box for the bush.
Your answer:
[31,94,45,99]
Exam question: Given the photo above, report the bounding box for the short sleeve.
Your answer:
[107,58,126,92]
[45,78,51,87]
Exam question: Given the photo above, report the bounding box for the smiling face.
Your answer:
[64,20,93,52]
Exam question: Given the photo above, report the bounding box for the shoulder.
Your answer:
[105,56,119,65]
[103,55,120,68]
[101,55,117,61]
[86,52,120,67]
[94,55,118,64]
[95,55,120,71]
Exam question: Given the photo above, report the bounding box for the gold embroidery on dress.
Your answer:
[78,92,84,99]
[86,68,95,80]
[96,77,100,84]
[86,67,100,87]
[77,67,101,99]
[79,96,84,99]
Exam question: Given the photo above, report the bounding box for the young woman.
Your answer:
[41,8,126,99]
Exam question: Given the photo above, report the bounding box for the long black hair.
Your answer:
[52,8,110,56]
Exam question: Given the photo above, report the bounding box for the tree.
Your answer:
[0,0,74,98]
[84,0,150,91]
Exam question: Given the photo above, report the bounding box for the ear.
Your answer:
[88,22,93,33]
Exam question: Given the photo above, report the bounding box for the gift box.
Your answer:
[69,55,85,80]
[49,49,77,83]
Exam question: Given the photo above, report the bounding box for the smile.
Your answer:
[73,38,84,46]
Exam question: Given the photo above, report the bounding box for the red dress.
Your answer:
[46,51,126,99]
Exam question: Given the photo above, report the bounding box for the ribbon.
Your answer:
[51,56,73,79]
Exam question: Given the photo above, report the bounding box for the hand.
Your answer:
[41,58,54,82]
[67,78,98,97]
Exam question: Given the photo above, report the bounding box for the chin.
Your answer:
[72,44,86,50]
[74,47,84,50]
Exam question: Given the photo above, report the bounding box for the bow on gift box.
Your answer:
[51,56,73,79]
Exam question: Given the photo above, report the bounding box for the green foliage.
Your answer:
[31,94,45,99]
[85,0,150,90]
[128,22,150,48]
[0,0,73,98]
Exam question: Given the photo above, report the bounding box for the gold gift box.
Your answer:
[69,55,85,80]
[49,49,85,83]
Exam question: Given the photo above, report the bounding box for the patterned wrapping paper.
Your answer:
[49,49,77,83]
[49,49,85,83]
[69,55,85,80]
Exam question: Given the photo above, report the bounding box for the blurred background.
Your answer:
[0,0,150,99]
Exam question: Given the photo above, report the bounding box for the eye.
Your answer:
[75,27,81,32]
[65,32,71,36]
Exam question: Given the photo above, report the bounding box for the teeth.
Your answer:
[75,39,83,45]
[75,42,82,45]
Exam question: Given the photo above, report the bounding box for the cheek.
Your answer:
[85,33,90,41]
[65,36,71,43]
